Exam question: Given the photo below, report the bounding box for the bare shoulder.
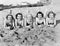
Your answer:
[15,19,18,22]
[46,18,50,21]
[36,18,39,21]
[4,19,7,23]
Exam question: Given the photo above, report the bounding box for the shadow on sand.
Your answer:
[56,20,60,25]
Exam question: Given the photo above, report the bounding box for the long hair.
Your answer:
[47,11,56,18]
[6,14,14,20]
[36,11,44,18]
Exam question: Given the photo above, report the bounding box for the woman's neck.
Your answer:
[17,19,22,21]
[38,17,43,20]
[50,17,55,20]
[7,20,12,24]
[27,19,32,23]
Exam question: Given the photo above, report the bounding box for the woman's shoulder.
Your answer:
[36,17,38,19]
[15,19,17,22]
[46,18,50,20]
[42,18,45,20]
[36,18,39,21]
[4,19,8,23]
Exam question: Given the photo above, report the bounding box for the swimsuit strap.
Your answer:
[17,22,23,28]
[6,23,12,27]
[6,23,14,30]
[37,22,44,25]
[26,22,30,26]
[48,23,54,25]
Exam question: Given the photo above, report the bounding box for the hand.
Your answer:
[4,27,10,30]
[50,25,54,28]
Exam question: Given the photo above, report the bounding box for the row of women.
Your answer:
[4,11,56,30]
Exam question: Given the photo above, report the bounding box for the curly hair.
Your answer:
[36,11,44,18]
[47,11,56,18]
[6,14,14,20]
[16,13,23,20]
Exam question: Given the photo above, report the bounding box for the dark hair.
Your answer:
[36,11,44,18]
[16,13,23,20]
[47,11,56,18]
[6,14,14,20]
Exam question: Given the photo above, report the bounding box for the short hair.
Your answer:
[47,11,56,18]
[36,11,44,18]
[6,14,14,20]
[16,13,23,20]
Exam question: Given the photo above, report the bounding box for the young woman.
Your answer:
[35,11,45,28]
[46,11,56,27]
[25,14,33,29]
[4,14,15,30]
[15,13,24,28]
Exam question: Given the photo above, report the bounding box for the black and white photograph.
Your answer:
[0,0,60,46]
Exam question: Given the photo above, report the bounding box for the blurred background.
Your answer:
[0,0,60,45]
[0,0,60,26]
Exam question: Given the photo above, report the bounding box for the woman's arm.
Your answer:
[23,19,25,27]
[13,20,16,28]
[4,20,6,28]
[24,18,27,27]
[43,18,46,25]
[15,20,19,28]
[22,20,24,27]
[35,18,38,26]
[54,19,56,26]
[33,17,36,28]
[46,18,50,26]
[4,20,10,29]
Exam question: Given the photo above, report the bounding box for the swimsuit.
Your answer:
[48,23,54,25]
[17,23,23,28]
[37,22,44,25]
[6,23,14,30]
[26,23,30,26]
[26,22,33,28]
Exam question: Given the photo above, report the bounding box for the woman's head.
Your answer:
[6,14,14,20]
[36,11,44,18]
[27,14,33,20]
[16,13,23,20]
[47,11,56,18]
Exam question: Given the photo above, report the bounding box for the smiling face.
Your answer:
[27,15,32,21]
[8,15,12,20]
[38,14,43,19]
[17,15,22,20]
[49,13,54,18]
